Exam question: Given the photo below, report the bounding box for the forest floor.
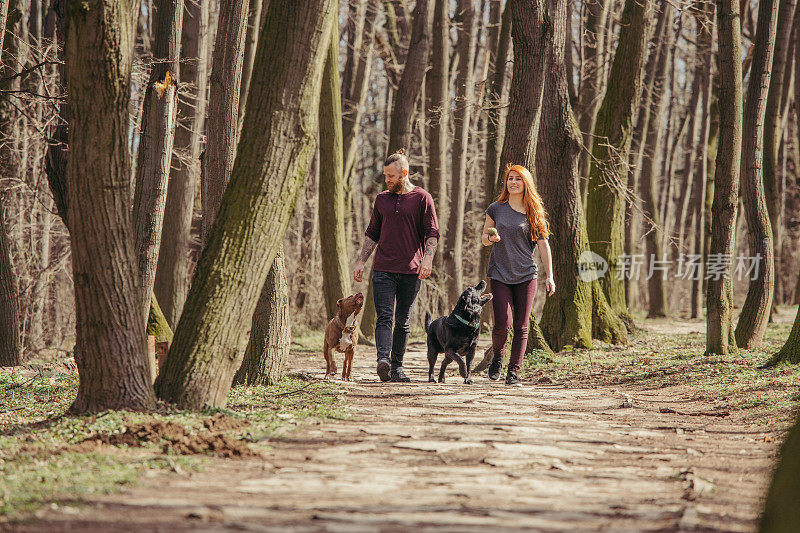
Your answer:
[2,308,800,532]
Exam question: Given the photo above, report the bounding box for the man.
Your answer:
[353,149,439,382]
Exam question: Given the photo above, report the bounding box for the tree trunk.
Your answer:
[65,0,156,413]
[0,0,21,367]
[387,0,433,154]
[483,1,511,205]
[537,0,626,351]
[155,0,334,409]
[489,0,551,354]
[478,1,511,328]
[444,0,477,305]
[342,0,378,186]
[132,0,184,320]
[762,0,797,309]
[690,4,714,320]
[760,410,800,531]
[318,14,353,319]
[734,0,778,349]
[638,0,673,318]
[234,246,290,385]
[584,0,654,326]
[200,0,250,242]
[577,0,611,201]
[154,0,210,328]
[763,269,800,366]
[425,0,449,314]
[706,0,743,356]
[0,201,20,366]
[238,0,264,128]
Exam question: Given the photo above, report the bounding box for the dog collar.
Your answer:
[452,313,478,328]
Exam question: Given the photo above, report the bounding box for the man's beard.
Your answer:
[388,180,404,193]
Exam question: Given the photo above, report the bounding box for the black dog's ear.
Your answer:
[479,294,493,305]
[474,280,487,292]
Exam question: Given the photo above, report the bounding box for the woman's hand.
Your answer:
[544,277,555,296]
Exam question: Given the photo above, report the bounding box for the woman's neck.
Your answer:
[508,194,525,211]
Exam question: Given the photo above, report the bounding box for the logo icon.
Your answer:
[577,250,608,282]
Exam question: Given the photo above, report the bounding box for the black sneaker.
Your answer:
[376,358,391,382]
[505,370,520,385]
[488,356,502,381]
[390,367,411,382]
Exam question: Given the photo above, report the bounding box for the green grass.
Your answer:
[521,319,799,421]
[0,369,347,522]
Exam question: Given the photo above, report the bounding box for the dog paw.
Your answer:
[438,377,446,383]
[428,376,436,383]
[464,377,473,384]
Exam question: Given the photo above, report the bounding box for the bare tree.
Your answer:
[762,0,797,308]
[155,0,335,409]
[706,0,744,356]
[0,0,21,367]
[132,0,184,322]
[65,0,156,412]
[734,0,778,348]
[387,0,433,153]
[201,0,250,241]
[638,0,673,318]
[584,0,655,325]
[318,11,352,319]
[234,246,289,385]
[444,0,477,305]
[155,0,211,328]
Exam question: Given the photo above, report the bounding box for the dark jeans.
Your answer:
[491,278,538,373]
[372,270,421,369]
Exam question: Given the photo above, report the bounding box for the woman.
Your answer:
[482,164,555,385]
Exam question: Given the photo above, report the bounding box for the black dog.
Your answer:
[424,280,493,384]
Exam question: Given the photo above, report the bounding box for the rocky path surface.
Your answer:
[17,340,777,532]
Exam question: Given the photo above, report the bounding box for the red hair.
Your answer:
[496,164,550,240]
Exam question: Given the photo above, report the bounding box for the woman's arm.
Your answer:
[481,214,500,246]
[537,239,556,295]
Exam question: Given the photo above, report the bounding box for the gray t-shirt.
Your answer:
[485,201,540,285]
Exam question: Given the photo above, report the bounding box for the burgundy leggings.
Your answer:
[490,278,538,373]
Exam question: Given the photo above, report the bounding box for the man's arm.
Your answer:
[358,237,378,263]
[418,236,437,279]
[423,236,438,259]
[353,237,377,282]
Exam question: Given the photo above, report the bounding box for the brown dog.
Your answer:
[323,292,364,380]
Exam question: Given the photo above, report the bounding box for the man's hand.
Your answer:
[353,260,365,283]
[418,256,433,280]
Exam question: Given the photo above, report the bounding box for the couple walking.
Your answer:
[353,150,555,385]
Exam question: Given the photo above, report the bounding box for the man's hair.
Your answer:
[384,148,409,173]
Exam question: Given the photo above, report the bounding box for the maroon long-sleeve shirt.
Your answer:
[365,186,440,274]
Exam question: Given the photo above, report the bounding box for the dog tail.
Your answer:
[424,311,431,333]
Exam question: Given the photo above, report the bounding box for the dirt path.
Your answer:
[16,340,778,532]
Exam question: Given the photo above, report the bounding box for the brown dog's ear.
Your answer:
[336,298,343,308]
